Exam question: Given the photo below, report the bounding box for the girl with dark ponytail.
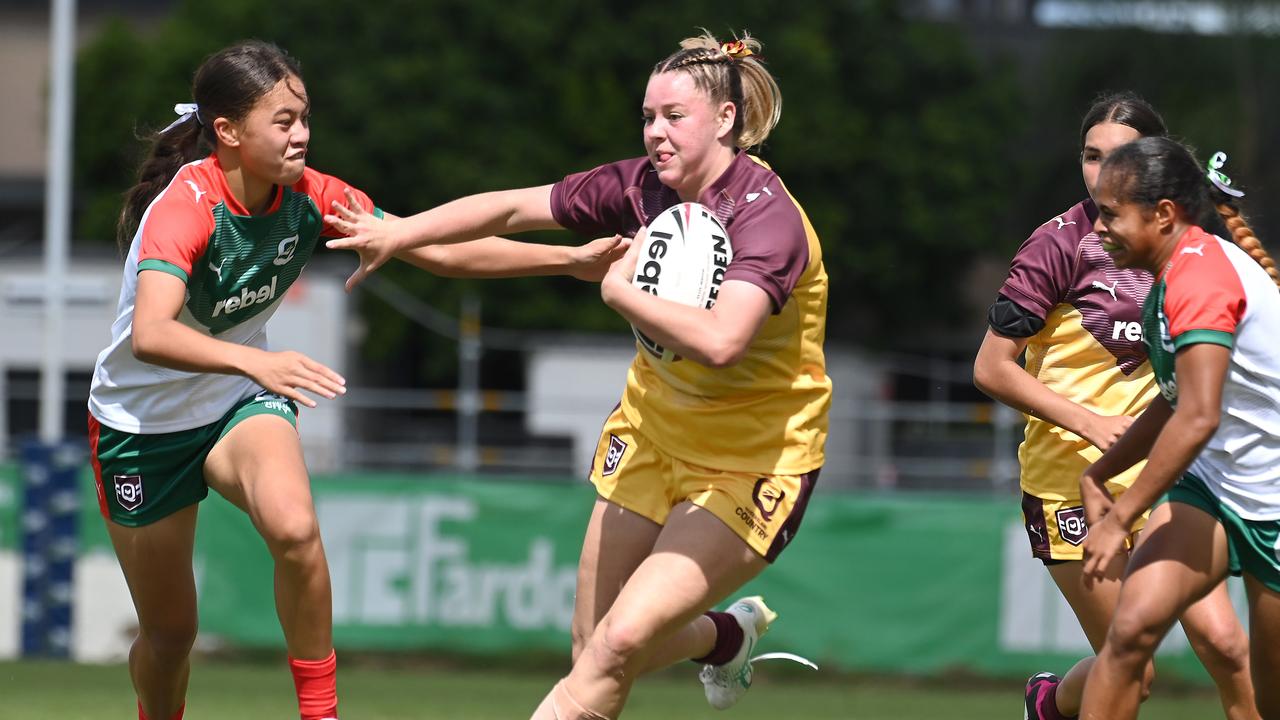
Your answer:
[974,93,1256,720]
[90,40,625,720]
[1079,137,1280,720]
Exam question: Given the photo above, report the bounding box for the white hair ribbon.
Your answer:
[1207,151,1245,198]
[161,103,201,134]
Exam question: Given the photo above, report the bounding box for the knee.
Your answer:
[263,511,322,561]
[1187,622,1250,676]
[586,614,652,677]
[138,614,198,661]
[1106,611,1166,667]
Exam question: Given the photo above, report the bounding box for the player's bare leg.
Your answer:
[106,504,199,720]
[1243,576,1280,718]
[570,499,663,663]
[1035,557,1143,718]
[205,414,338,719]
[1178,580,1257,719]
[206,414,331,658]
[570,498,734,674]
[532,502,767,719]
[1081,503,1230,720]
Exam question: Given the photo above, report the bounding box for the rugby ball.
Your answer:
[631,202,733,362]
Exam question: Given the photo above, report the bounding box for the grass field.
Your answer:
[0,658,1228,719]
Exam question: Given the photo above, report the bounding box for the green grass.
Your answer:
[0,659,1226,719]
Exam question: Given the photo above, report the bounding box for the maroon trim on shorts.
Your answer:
[764,468,819,563]
[1020,491,1054,562]
[587,402,624,480]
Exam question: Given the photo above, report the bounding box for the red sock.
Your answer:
[137,700,185,720]
[289,650,339,720]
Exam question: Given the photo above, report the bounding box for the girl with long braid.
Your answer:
[974,93,1255,720]
[1079,137,1280,719]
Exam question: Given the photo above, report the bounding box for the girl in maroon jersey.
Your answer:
[327,30,828,720]
[973,93,1255,720]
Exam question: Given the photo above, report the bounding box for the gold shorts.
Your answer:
[1021,491,1148,563]
[589,406,817,562]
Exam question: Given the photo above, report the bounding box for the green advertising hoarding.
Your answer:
[1,466,1233,681]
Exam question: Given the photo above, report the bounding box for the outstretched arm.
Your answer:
[325,185,561,289]
[396,234,629,281]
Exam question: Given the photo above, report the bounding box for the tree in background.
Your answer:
[74,0,1021,384]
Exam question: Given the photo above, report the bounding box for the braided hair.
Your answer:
[652,31,781,149]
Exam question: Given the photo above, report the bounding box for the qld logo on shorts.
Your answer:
[1056,506,1088,546]
[602,434,627,476]
[752,478,786,522]
[113,474,144,512]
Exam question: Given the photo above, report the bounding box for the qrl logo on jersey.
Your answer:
[212,275,279,317]
[114,474,144,511]
[1056,506,1088,546]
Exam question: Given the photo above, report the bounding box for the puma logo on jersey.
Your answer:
[1182,244,1205,256]
[184,180,207,204]
[745,186,773,203]
[208,257,226,281]
[1051,216,1076,229]
[212,275,278,317]
[1091,279,1119,302]
[273,235,299,266]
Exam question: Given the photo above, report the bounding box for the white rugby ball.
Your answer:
[631,202,733,362]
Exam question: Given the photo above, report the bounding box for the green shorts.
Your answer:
[87,391,298,527]
[1167,472,1280,593]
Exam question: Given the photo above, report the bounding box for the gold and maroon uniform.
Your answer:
[993,200,1157,561]
[552,152,829,560]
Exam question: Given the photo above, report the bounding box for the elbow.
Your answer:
[130,328,162,365]
[1185,410,1221,441]
[972,361,995,398]
[702,337,749,369]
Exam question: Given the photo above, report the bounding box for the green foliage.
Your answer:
[74,0,1021,379]
[990,26,1280,277]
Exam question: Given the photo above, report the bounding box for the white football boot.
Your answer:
[698,596,817,710]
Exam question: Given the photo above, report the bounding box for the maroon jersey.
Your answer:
[996,200,1158,499]
[550,152,830,474]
